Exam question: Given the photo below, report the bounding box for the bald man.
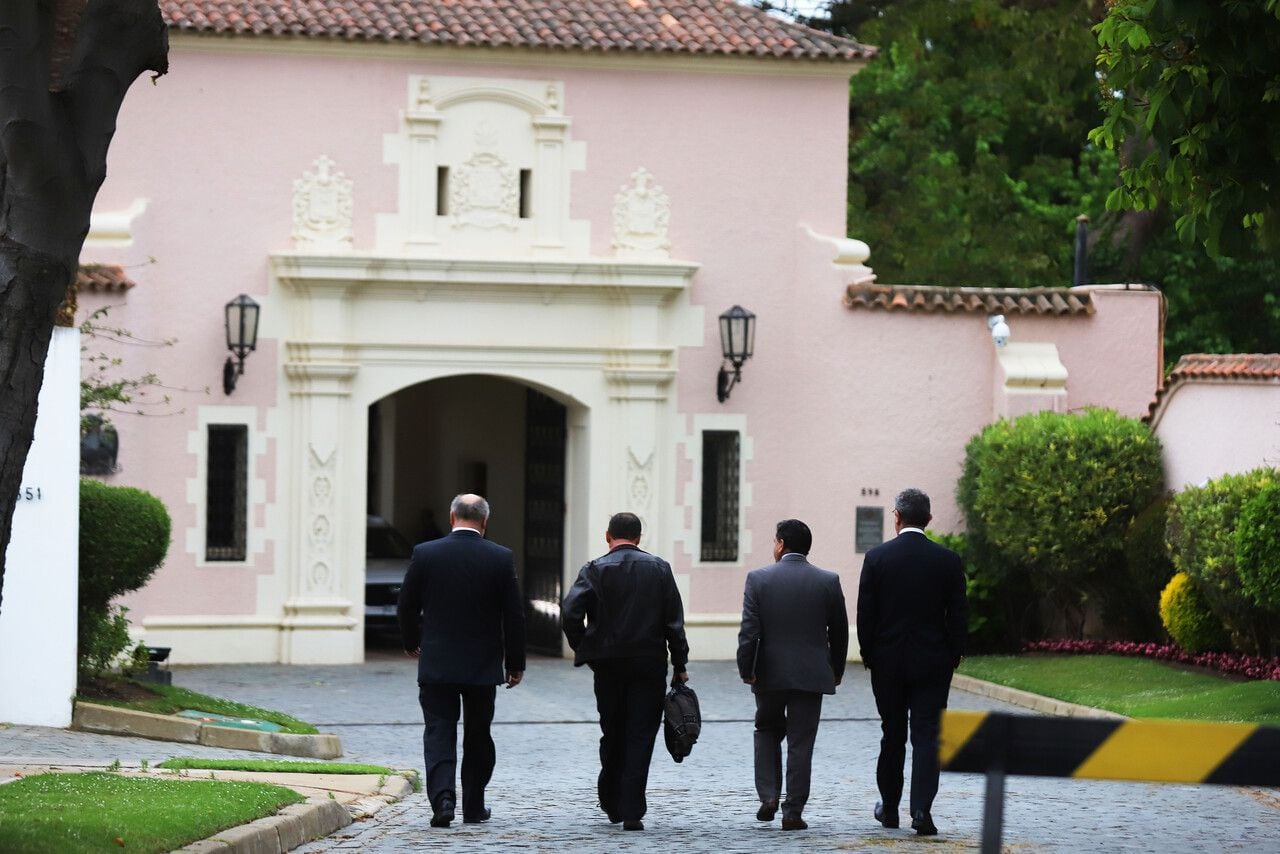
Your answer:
[398,494,526,829]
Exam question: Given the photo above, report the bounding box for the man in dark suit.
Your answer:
[857,488,967,836]
[397,493,526,829]
[737,518,849,831]
[562,512,689,832]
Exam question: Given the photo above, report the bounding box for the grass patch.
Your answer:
[156,758,422,791]
[0,772,303,854]
[77,680,317,735]
[960,655,1280,724]
[157,757,396,775]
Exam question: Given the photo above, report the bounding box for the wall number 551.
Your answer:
[18,487,42,501]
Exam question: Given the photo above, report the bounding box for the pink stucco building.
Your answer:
[1148,354,1280,490]
[76,1,1163,663]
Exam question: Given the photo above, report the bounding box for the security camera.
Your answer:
[987,314,1010,348]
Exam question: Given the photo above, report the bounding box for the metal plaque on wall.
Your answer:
[855,506,884,553]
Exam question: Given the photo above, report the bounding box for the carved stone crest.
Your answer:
[612,167,671,258]
[292,156,354,250]
[450,124,519,231]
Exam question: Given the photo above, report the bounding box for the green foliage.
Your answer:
[958,408,1164,633]
[1112,493,1177,639]
[959,654,1280,723]
[78,479,171,613]
[846,0,1117,287]
[77,479,170,678]
[78,304,182,430]
[78,606,148,679]
[926,529,1031,652]
[0,772,302,854]
[1236,480,1280,611]
[1159,571,1231,653]
[1092,1,1280,255]
[1167,467,1279,651]
[156,758,399,775]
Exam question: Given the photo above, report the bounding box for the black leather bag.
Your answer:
[662,680,701,763]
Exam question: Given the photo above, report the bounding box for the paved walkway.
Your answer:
[3,652,1278,852]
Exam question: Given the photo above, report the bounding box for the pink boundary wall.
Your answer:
[84,40,1162,639]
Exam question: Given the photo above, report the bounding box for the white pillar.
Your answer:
[0,327,80,726]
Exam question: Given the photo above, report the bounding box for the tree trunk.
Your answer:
[0,0,168,615]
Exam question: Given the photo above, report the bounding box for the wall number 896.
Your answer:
[18,487,42,501]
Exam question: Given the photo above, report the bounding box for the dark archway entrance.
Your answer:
[365,375,567,655]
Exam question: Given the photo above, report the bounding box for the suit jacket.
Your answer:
[397,529,527,685]
[561,543,689,670]
[856,530,967,674]
[736,553,849,694]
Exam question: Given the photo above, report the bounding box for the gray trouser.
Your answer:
[753,690,823,817]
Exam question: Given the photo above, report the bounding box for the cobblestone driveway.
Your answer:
[3,650,1277,852]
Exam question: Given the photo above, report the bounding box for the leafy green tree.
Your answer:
[1092,0,1280,255]
[844,0,1117,287]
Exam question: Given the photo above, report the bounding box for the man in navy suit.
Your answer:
[737,518,849,831]
[397,494,526,828]
[857,488,967,836]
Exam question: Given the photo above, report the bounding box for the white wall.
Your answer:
[0,327,80,727]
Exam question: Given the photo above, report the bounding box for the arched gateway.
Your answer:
[270,252,701,663]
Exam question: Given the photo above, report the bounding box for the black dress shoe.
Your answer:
[756,799,779,821]
[911,809,938,836]
[430,796,455,828]
[781,816,808,831]
[623,820,644,831]
[874,801,899,829]
[463,807,491,824]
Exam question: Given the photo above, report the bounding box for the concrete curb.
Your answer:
[71,702,343,758]
[173,795,352,853]
[951,673,1129,719]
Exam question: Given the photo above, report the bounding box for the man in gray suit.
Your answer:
[737,519,849,830]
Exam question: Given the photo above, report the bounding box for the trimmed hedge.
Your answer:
[1158,572,1230,653]
[957,408,1164,634]
[78,479,171,676]
[1167,468,1278,653]
[1237,480,1280,612]
[79,479,171,612]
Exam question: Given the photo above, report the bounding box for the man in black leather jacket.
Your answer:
[562,512,689,832]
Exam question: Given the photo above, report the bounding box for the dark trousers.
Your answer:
[870,663,953,817]
[591,657,667,822]
[419,682,497,819]
[753,690,824,818]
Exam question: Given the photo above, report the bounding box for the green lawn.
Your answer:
[959,655,1280,724]
[0,773,303,854]
[78,682,318,734]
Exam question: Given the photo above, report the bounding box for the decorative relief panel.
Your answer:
[450,124,519,231]
[627,448,655,512]
[305,444,337,591]
[612,167,671,259]
[292,156,353,251]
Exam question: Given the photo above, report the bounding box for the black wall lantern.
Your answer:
[223,294,260,395]
[716,304,755,403]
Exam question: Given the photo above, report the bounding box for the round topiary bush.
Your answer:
[1237,479,1280,612]
[1159,572,1230,653]
[79,478,171,613]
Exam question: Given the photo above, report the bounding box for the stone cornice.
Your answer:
[271,252,699,300]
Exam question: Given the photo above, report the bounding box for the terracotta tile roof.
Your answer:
[76,264,137,293]
[1146,354,1280,423]
[1164,353,1280,382]
[844,284,1094,316]
[159,1,874,60]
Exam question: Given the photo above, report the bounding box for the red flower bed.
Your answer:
[1022,639,1280,681]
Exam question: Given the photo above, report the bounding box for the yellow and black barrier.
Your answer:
[940,711,1280,853]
